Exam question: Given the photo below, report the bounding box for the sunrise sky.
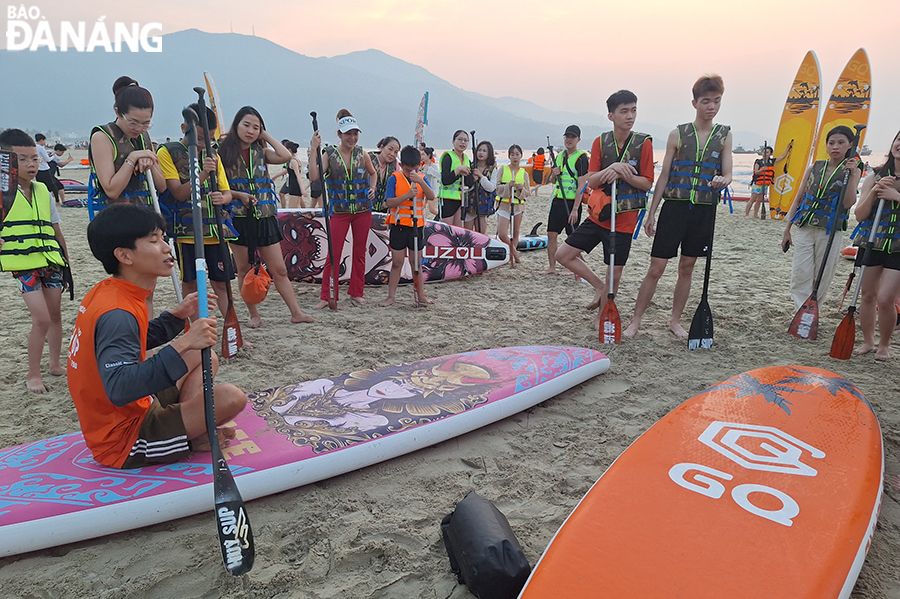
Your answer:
[6,0,900,147]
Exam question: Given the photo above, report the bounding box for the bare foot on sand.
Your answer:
[26,376,47,394]
[418,296,435,305]
[875,349,891,361]
[314,300,332,310]
[247,315,262,329]
[668,322,688,339]
[191,427,237,451]
[540,268,558,275]
[623,321,640,339]
[49,366,66,376]
[242,340,258,350]
[586,292,603,311]
[291,311,316,323]
[379,297,396,307]
[853,344,875,356]
[349,296,368,305]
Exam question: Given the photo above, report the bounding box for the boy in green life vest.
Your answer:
[543,125,590,274]
[0,129,70,393]
[624,75,733,339]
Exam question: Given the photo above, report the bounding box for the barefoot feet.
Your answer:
[26,375,47,394]
[291,311,316,323]
[668,322,688,339]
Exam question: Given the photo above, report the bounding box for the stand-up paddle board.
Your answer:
[770,51,821,220]
[517,223,549,251]
[0,346,608,558]
[519,365,882,599]
[278,209,509,285]
[813,48,870,162]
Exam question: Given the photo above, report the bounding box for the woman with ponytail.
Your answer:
[219,106,315,326]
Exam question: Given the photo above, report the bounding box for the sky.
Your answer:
[6,0,900,148]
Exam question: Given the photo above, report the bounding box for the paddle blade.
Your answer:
[688,298,714,350]
[212,456,254,575]
[599,297,621,344]
[829,309,856,359]
[1,150,17,219]
[788,295,818,340]
[221,302,242,360]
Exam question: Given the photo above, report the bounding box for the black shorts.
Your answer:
[36,170,61,194]
[389,224,425,251]
[532,170,544,184]
[548,198,582,234]
[176,241,235,282]
[439,198,462,219]
[855,247,900,271]
[650,200,716,259]
[231,215,283,247]
[565,218,632,266]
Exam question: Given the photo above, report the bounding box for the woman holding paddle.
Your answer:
[370,137,400,213]
[495,144,531,266]
[438,130,472,227]
[219,106,315,326]
[465,140,497,233]
[851,130,900,360]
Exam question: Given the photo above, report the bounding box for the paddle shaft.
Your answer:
[847,198,886,310]
[311,112,338,309]
[412,179,421,306]
[184,107,254,576]
[146,168,184,304]
[470,130,480,234]
[608,180,617,298]
[546,137,574,224]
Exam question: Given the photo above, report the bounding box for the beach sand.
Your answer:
[0,182,897,598]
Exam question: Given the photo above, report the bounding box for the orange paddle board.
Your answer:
[813,48,871,161]
[519,366,883,599]
[769,51,820,220]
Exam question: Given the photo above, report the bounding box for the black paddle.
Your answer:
[788,124,865,340]
[310,112,338,310]
[470,130,481,234]
[194,86,243,360]
[0,150,16,219]
[183,107,254,576]
[688,202,717,350]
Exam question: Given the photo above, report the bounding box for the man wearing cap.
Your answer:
[543,125,590,275]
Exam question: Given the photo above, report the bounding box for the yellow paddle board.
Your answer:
[813,48,871,161]
[769,51,821,220]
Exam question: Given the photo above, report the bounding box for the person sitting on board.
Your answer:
[0,128,71,394]
[556,90,654,330]
[67,203,247,469]
[496,144,532,267]
[745,144,791,220]
[624,75,733,339]
[157,102,235,318]
[849,129,900,360]
[465,140,498,233]
[781,125,861,312]
[543,125,589,274]
[380,145,436,307]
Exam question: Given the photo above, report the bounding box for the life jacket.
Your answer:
[87,122,153,217]
[158,141,235,242]
[438,151,471,201]
[224,143,278,219]
[664,123,731,205]
[854,168,900,253]
[498,165,528,204]
[554,150,587,200]
[369,151,397,213]
[791,159,852,232]
[475,164,496,206]
[753,158,775,185]
[67,277,155,469]
[385,171,426,227]
[533,154,545,172]
[324,145,370,214]
[600,130,651,212]
[0,182,67,272]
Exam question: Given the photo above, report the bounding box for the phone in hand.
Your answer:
[782,240,791,253]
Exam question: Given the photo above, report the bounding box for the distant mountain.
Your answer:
[0,29,766,151]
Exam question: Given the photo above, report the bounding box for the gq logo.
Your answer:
[773,173,795,195]
[669,422,825,527]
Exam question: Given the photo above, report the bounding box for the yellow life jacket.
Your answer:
[438,151,470,200]
[0,182,66,272]
[385,171,426,227]
[554,150,587,200]
[498,165,528,204]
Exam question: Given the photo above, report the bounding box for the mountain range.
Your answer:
[0,29,766,150]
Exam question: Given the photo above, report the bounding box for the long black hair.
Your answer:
[217,106,266,171]
[877,130,900,177]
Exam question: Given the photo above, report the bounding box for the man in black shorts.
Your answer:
[543,125,589,274]
[624,75,733,339]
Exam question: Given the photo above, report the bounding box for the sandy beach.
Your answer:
[0,171,897,598]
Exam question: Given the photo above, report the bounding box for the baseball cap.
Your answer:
[564,125,581,138]
[338,116,362,133]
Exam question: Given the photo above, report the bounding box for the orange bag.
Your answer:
[586,187,612,223]
[241,263,271,304]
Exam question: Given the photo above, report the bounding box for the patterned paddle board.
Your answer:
[813,48,871,161]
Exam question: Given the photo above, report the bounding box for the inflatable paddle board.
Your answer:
[278,209,509,285]
[517,223,549,251]
[813,48,870,162]
[770,51,821,220]
[519,365,882,599]
[0,346,608,558]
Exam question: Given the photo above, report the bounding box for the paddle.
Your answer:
[183,107,254,576]
[770,138,793,219]
[310,112,338,310]
[788,124,864,340]
[687,200,717,350]
[599,180,621,344]
[469,130,481,234]
[830,197,886,359]
[146,168,184,304]
[411,176,423,307]
[0,150,16,220]
[194,86,243,361]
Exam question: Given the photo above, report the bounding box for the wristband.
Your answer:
[125,158,135,167]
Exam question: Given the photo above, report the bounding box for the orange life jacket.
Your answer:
[753,158,775,185]
[385,170,426,227]
[533,154,545,171]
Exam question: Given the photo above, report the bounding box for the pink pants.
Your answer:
[320,211,372,301]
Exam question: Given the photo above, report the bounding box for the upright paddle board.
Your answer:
[519,365,882,599]
[278,209,509,285]
[0,346,608,557]
[770,51,821,220]
[813,48,871,161]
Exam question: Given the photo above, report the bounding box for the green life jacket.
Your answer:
[554,149,587,200]
[854,168,900,252]
[87,122,153,219]
[664,123,730,205]
[498,164,528,204]
[791,159,852,233]
[369,151,397,213]
[599,130,652,212]
[324,145,370,214]
[224,142,278,219]
[438,151,470,201]
[0,182,66,272]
